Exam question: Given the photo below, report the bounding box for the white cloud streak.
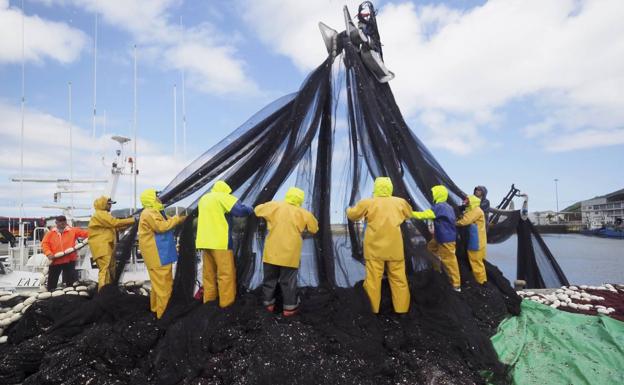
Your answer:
[35,0,258,95]
[0,0,87,64]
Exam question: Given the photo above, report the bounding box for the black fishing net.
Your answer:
[0,16,577,385]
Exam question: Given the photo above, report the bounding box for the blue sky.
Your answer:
[1,0,623,219]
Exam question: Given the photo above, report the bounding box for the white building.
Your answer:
[581,188,624,229]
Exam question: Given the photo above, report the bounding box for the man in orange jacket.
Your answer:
[41,215,89,291]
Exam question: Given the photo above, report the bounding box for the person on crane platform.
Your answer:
[456,195,488,284]
[88,196,135,290]
[195,180,253,308]
[42,215,89,291]
[346,177,413,314]
[412,185,461,291]
[254,187,319,317]
[138,189,186,319]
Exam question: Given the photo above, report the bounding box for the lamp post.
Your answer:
[554,178,559,223]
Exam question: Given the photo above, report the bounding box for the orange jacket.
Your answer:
[41,226,89,265]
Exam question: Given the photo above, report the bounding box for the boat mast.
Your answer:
[180,17,187,157]
[19,0,25,262]
[173,84,177,159]
[133,44,138,213]
[68,81,74,210]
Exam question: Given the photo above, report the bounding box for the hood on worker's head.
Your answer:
[93,196,111,210]
[211,180,232,194]
[475,185,488,198]
[431,185,448,204]
[467,195,481,210]
[373,177,393,197]
[285,187,305,207]
[140,188,163,210]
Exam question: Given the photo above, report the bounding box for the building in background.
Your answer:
[581,188,624,229]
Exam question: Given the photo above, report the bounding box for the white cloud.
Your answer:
[0,100,192,217]
[239,0,624,154]
[35,0,258,96]
[0,0,87,64]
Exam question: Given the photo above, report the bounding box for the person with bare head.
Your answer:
[41,215,89,291]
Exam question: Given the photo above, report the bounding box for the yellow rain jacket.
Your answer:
[346,177,413,261]
[254,187,319,268]
[88,196,135,260]
[196,181,240,250]
[456,195,487,284]
[138,189,185,270]
[347,177,412,313]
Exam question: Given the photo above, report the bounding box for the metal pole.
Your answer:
[173,84,177,159]
[19,0,25,263]
[554,178,559,222]
[180,16,187,157]
[69,81,74,209]
[133,44,138,213]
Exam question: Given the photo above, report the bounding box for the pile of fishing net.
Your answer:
[0,261,519,385]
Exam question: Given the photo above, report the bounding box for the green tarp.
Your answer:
[492,300,624,385]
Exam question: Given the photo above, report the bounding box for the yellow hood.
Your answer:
[211,180,232,194]
[285,187,305,207]
[466,195,481,210]
[431,185,448,204]
[140,188,164,210]
[373,177,393,197]
[93,196,110,210]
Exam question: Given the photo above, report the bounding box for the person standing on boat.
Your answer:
[412,185,461,291]
[346,177,413,314]
[456,195,488,284]
[195,180,253,308]
[88,196,135,290]
[41,215,89,291]
[254,187,319,316]
[138,189,186,319]
[474,186,490,223]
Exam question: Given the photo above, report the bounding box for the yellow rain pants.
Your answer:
[427,239,460,288]
[202,249,237,307]
[148,264,173,319]
[95,256,116,290]
[468,249,487,284]
[363,259,410,314]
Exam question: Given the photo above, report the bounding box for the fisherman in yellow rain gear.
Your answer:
[196,180,253,308]
[456,195,487,284]
[88,196,135,290]
[412,185,461,291]
[254,187,319,316]
[138,189,186,318]
[346,177,413,314]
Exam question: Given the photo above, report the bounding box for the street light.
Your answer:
[554,178,559,222]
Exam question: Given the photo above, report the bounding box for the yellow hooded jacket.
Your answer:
[88,196,135,260]
[254,187,319,268]
[456,195,487,250]
[196,181,240,250]
[138,189,185,269]
[346,177,413,261]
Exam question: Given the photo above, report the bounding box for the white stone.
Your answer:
[9,313,21,322]
[75,286,88,292]
[66,291,79,295]
[597,308,609,314]
[12,303,25,313]
[51,290,64,297]
[79,291,89,297]
[0,336,7,344]
[21,304,31,314]
[38,292,52,300]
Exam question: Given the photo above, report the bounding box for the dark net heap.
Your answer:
[2,30,572,385]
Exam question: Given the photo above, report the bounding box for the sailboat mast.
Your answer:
[19,0,25,257]
[133,45,138,212]
[69,81,74,209]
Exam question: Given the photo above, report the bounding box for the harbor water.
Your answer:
[488,234,624,286]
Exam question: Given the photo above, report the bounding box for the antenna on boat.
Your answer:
[180,16,187,157]
[133,44,138,213]
[68,81,74,210]
[173,84,178,159]
[19,0,25,264]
